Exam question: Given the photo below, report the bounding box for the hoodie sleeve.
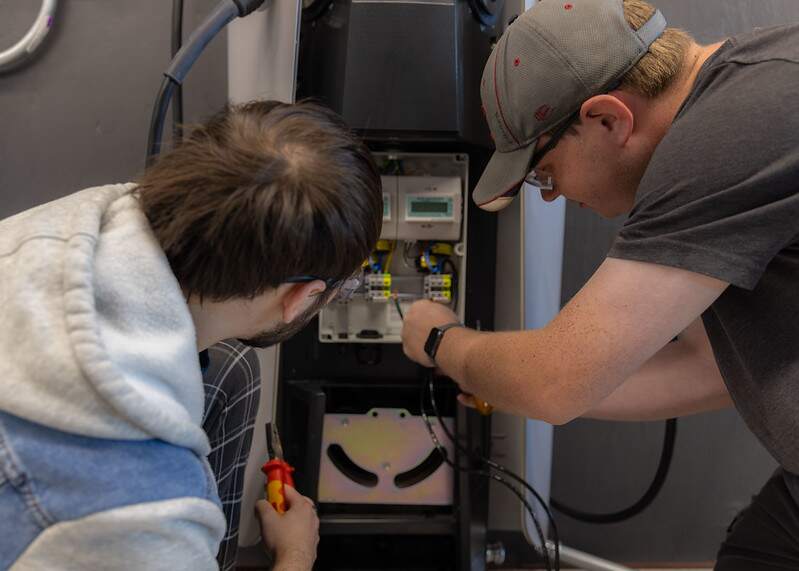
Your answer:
[10,498,226,571]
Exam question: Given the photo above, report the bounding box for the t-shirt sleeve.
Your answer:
[609,57,799,290]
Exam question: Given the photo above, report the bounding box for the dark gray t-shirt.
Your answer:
[609,26,799,475]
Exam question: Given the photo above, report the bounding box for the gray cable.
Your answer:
[0,0,58,73]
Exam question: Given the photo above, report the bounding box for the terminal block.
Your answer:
[365,273,392,302]
[424,274,452,303]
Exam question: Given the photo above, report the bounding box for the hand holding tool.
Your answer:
[261,423,295,514]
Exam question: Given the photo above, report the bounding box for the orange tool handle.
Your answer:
[471,395,494,416]
[261,459,295,514]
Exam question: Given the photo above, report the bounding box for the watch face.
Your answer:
[424,327,441,359]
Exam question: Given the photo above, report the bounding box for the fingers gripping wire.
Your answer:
[419,371,560,570]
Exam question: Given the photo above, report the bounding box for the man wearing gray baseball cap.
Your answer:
[402,0,799,567]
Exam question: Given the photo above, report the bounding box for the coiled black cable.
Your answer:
[551,418,677,523]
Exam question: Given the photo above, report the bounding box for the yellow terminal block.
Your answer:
[429,242,454,256]
[375,239,393,252]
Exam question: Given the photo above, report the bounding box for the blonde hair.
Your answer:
[620,0,693,97]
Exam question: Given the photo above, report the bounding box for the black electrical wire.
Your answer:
[425,372,560,570]
[146,0,243,165]
[418,377,555,571]
[394,306,559,568]
[550,417,678,524]
[171,0,184,142]
[393,297,404,320]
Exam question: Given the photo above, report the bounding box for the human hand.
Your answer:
[255,485,319,571]
[400,300,460,367]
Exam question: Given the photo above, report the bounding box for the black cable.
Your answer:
[393,297,404,320]
[395,304,558,568]
[418,377,554,571]
[146,0,241,165]
[171,0,185,143]
[425,372,560,570]
[551,418,677,524]
[146,77,178,164]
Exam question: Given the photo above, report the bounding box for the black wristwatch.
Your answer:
[423,322,464,364]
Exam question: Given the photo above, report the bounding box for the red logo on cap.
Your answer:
[564,3,574,10]
[535,104,554,122]
[513,57,521,67]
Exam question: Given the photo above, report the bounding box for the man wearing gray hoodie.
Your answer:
[0,100,382,570]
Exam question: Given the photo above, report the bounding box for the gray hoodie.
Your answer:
[0,184,225,569]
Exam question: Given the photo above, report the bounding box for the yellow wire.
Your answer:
[384,240,396,274]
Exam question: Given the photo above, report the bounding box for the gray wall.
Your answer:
[0,0,228,220]
[553,0,799,563]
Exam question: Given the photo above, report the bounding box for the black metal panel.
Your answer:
[298,0,493,145]
[342,3,457,133]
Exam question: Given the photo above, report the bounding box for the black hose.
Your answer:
[171,0,184,143]
[551,418,677,524]
[146,0,240,165]
[146,76,177,165]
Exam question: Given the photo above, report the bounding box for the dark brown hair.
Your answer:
[137,100,382,301]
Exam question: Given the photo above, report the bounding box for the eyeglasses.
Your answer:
[523,110,580,194]
[285,270,364,302]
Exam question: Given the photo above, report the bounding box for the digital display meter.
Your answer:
[405,195,454,220]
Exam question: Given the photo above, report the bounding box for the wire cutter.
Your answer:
[261,422,295,514]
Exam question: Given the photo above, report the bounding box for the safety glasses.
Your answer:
[523,110,580,193]
[285,270,364,302]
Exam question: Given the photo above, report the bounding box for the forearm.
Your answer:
[428,259,728,425]
[585,320,732,421]
[437,327,605,424]
[273,552,315,571]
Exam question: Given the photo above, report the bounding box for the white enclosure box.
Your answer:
[318,153,468,344]
[379,175,398,241]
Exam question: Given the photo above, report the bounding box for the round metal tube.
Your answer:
[557,543,636,571]
[0,0,58,72]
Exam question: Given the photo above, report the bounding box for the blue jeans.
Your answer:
[0,410,220,569]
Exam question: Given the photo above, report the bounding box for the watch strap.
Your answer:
[424,321,464,363]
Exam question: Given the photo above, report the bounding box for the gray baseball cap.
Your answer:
[474,0,667,211]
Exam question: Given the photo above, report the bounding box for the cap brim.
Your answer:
[472,142,537,212]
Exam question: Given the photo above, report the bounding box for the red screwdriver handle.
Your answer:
[261,459,295,514]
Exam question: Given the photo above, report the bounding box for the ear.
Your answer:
[579,94,634,147]
[280,280,327,323]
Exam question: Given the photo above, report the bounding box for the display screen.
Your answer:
[411,200,450,214]
[383,194,390,219]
